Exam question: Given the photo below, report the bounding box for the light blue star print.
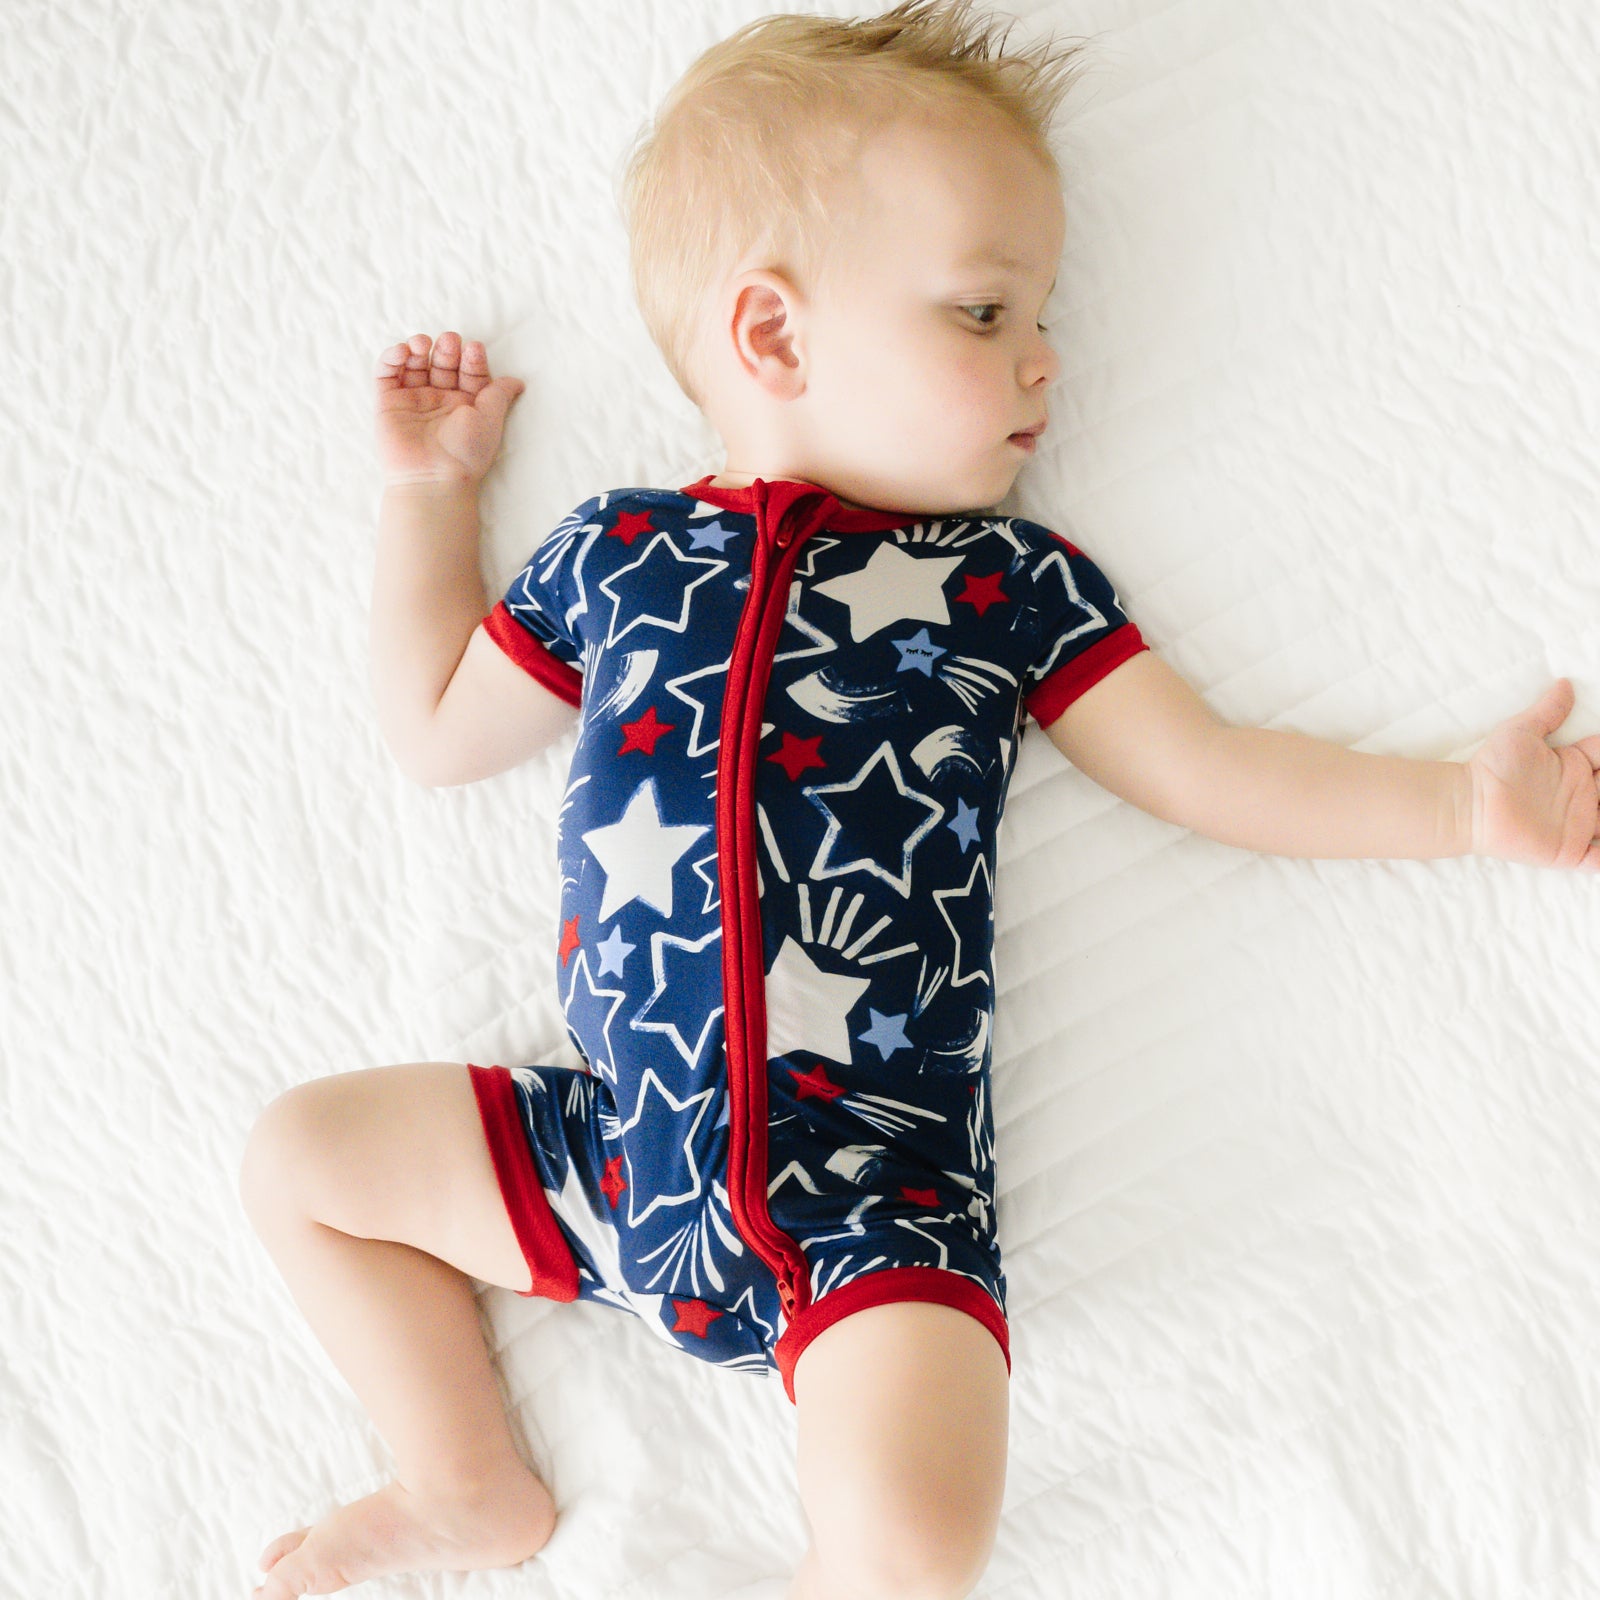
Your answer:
[687,518,741,552]
[858,1008,912,1060]
[893,627,946,677]
[595,924,636,977]
[948,798,981,852]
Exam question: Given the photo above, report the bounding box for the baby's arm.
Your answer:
[370,331,576,787]
[1044,651,1600,872]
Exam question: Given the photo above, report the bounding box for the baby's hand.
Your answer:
[373,331,526,488]
[1467,679,1600,872]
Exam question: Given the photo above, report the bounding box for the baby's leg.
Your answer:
[786,1300,1010,1600]
[238,1063,557,1599]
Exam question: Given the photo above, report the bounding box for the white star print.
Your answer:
[1031,546,1114,677]
[806,741,945,897]
[931,849,994,988]
[689,849,721,913]
[512,510,599,642]
[630,924,725,1068]
[581,777,709,921]
[664,580,839,757]
[764,935,872,1065]
[562,950,629,1087]
[614,1067,720,1226]
[813,543,964,642]
[598,531,726,648]
[663,653,728,757]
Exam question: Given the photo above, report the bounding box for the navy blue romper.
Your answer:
[468,476,1147,1403]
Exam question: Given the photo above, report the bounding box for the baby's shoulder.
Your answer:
[537,485,693,519]
[956,508,1097,567]
[529,486,703,553]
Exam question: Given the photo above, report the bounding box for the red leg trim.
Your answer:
[773,1265,1011,1406]
[467,1064,580,1302]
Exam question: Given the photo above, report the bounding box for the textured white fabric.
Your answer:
[7,1,1599,1596]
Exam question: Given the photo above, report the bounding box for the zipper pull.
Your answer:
[773,488,835,549]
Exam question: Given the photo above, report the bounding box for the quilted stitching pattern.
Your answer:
[7,2,1599,1596]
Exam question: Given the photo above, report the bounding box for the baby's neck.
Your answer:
[704,472,873,513]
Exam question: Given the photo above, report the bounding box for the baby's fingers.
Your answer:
[427,331,464,390]
[457,338,492,395]
[373,339,413,388]
[374,332,521,409]
[372,332,442,391]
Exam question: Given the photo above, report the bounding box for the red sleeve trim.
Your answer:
[484,600,583,709]
[467,1064,581,1302]
[1025,622,1148,729]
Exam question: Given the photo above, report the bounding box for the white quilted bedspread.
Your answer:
[7,1,1600,1597]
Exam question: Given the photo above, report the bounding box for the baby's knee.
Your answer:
[815,1491,995,1600]
[237,1077,342,1224]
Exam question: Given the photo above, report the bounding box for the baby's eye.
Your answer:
[964,304,1051,334]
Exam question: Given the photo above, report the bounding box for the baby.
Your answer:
[240,3,1600,1598]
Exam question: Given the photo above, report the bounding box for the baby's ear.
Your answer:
[727,272,805,396]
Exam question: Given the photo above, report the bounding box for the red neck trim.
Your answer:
[679,474,917,533]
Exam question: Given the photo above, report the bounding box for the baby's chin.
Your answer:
[926,463,1025,508]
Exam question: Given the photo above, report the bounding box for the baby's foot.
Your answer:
[253,1465,556,1598]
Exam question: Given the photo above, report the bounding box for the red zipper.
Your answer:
[716,482,829,1327]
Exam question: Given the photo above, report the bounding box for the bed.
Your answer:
[8,0,1599,1595]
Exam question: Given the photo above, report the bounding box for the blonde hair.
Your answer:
[616,0,1094,411]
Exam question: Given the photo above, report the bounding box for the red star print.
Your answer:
[600,1154,627,1210]
[671,1298,725,1337]
[607,509,654,546]
[789,1061,846,1104]
[617,705,675,756]
[557,914,581,966]
[900,1185,940,1208]
[767,732,825,782]
[955,571,1008,616]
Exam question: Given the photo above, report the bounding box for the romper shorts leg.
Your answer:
[773,1264,1010,1405]
[763,1114,1012,1404]
[770,1224,1012,1404]
[471,1064,1009,1403]
[468,1064,781,1376]
[468,1063,581,1301]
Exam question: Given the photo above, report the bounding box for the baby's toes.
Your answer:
[252,1536,328,1600]
[253,1527,313,1598]
[258,1527,309,1572]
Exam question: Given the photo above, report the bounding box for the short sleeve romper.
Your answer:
[467,475,1148,1403]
